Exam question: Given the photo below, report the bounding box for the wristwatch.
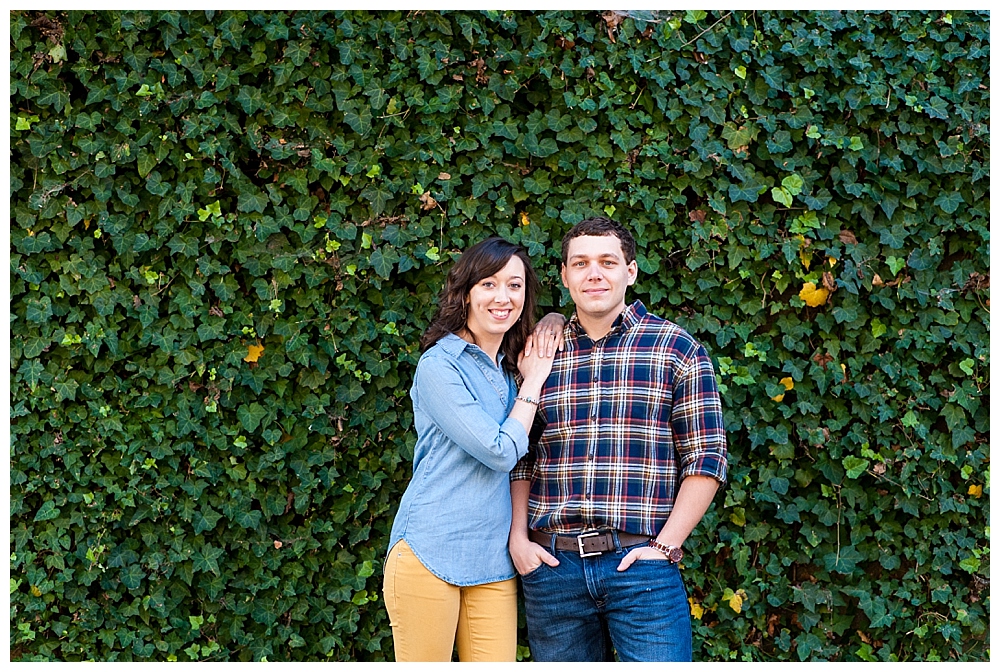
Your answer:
[648,539,684,563]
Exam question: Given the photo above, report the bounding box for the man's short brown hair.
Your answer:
[560,216,636,265]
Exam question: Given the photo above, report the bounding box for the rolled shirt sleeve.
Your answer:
[670,344,728,484]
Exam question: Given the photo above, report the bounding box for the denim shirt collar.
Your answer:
[438,332,505,366]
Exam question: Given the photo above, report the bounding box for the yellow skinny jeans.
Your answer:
[382,539,517,662]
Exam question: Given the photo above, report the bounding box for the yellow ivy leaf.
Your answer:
[688,597,705,620]
[31,585,42,597]
[729,592,743,614]
[520,212,530,227]
[796,234,813,269]
[828,257,837,268]
[244,343,264,363]
[771,377,794,402]
[968,484,982,498]
[799,282,829,307]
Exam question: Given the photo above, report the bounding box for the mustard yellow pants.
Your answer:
[383,539,518,662]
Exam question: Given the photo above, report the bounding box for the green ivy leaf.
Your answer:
[885,256,906,276]
[721,122,754,150]
[33,500,60,522]
[193,506,224,534]
[925,95,949,119]
[369,247,399,278]
[361,183,392,214]
[729,179,764,203]
[137,149,157,178]
[25,297,53,323]
[16,115,39,131]
[191,544,224,576]
[119,564,146,590]
[233,509,262,530]
[36,89,70,113]
[235,86,265,115]
[344,104,373,136]
[958,556,981,573]
[940,403,966,432]
[772,187,793,207]
[53,379,79,402]
[238,190,269,213]
[16,360,44,390]
[933,191,964,214]
[781,174,804,195]
[823,545,865,574]
[237,403,268,432]
[842,456,869,479]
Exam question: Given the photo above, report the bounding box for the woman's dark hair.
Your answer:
[420,237,539,374]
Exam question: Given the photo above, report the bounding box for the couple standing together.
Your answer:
[382,216,728,662]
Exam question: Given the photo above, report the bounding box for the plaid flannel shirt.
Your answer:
[511,301,727,537]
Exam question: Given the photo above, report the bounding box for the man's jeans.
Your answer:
[520,534,692,662]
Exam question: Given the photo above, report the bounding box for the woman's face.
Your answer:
[464,255,526,342]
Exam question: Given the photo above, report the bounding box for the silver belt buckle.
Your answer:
[576,531,603,557]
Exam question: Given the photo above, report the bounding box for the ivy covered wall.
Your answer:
[10,10,989,661]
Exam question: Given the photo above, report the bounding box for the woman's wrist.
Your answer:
[518,382,543,398]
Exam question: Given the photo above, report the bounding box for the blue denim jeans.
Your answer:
[520,533,692,662]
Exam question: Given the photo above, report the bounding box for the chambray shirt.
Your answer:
[388,333,529,586]
[512,301,728,537]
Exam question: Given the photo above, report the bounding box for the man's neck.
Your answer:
[577,304,626,342]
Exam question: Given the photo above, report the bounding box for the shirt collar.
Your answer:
[568,300,646,338]
[439,332,505,365]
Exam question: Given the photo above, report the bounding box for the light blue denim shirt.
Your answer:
[388,333,529,586]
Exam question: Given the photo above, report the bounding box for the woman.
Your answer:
[383,237,557,662]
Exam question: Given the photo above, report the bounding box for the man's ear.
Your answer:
[560,264,568,287]
[627,259,638,286]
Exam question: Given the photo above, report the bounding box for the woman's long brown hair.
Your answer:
[420,237,540,375]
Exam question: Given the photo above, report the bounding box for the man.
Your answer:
[509,216,728,662]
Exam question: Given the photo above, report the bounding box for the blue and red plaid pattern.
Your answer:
[512,301,728,537]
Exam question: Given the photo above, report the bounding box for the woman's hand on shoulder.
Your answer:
[518,331,558,386]
[523,312,567,357]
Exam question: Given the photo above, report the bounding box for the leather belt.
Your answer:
[529,529,652,557]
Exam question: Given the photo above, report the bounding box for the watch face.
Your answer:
[668,547,684,563]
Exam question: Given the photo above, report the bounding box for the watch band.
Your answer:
[648,539,684,563]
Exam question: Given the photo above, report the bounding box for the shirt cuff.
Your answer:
[680,452,728,484]
[499,416,530,462]
[510,451,535,481]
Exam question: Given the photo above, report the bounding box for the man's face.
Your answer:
[561,234,637,323]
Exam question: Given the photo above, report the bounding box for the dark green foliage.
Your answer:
[10,9,989,661]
